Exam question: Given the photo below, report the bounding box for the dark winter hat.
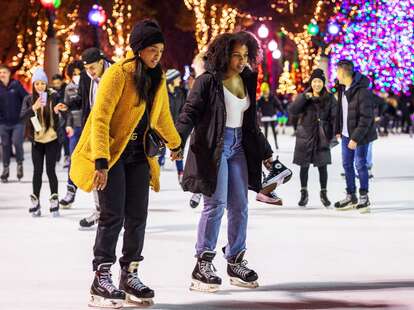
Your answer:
[129,20,165,55]
[166,69,180,83]
[81,48,105,65]
[309,68,326,84]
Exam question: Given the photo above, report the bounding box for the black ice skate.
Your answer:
[334,193,358,211]
[320,189,331,207]
[119,262,154,306]
[298,188,309,207]
[190,251,222,293]
[1,166,9,183]
[60,184,76,209]
[89,263,125,309]
[17,162,23,181]
[49,194,60,217]
[225,249,258,288]
[262,157,292,193]
[356,194,371,214]
[190,193,202,208]
[29,194,41,217]
[79,211,100,230]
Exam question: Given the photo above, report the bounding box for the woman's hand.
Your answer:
[32,98,42,111]
[53,103,67,114]
[263,157,273,170]
[93,169,108,191]
[66,126,74,138]
[170,148,184,161]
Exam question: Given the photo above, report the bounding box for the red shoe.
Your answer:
[256,192,283,206]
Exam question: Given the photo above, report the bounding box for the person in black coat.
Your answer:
[257,82,282,149]
[0,64,28,182]
[175,31,273,291]
[289,69,336,207]
[334,60,377,213]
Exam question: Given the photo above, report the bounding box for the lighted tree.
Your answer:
[277,61,297,95]
[326,0,414,94]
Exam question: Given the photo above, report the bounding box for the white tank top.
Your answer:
[223,86,250,128]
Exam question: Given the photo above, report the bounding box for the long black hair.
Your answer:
[124,56,163,107]
[204,31,263,74]
[32,85,54,131]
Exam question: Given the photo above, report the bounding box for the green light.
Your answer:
[53,0,61,9]
[307,23,319,36]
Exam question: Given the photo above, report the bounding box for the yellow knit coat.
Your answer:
[69,54,181,193]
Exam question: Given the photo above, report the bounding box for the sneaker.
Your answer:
[256,191,283,206]
[334,194,358,211]
[262,157,293,192]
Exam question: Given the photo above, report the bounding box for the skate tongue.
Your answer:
[128,261,139,273]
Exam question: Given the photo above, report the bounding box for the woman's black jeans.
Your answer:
[93,158,150,271]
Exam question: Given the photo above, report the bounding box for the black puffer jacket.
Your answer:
[175,68,273,196]
[257,95,282,117]
[289,89,337,167]
[335,72,378,145]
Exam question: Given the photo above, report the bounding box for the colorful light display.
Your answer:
[326,0,414,94]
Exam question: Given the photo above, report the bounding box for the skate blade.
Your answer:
[60,204,73,209]
[358,207,371,214]
[79,225,97,231]
[124,294,154,307]
[88,294,124,309]
[335,204,357,211]
[229,277,259,288]
[189,279,220,293]
[51,211,60,217]
[31,211,41,217]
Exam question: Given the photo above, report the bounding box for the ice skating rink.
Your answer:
[1,133,414,310]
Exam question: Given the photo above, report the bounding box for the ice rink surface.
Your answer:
[1,133,414,310]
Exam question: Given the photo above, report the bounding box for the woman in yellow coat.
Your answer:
[70,20,182,308]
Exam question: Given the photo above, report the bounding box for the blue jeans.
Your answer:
[341,136,369,194]
[0,123,25,167]
[367,142,373,169]
[196,127,248,260]
[67,126,82,187]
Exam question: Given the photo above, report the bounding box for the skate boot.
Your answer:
[320,189,331,207]
[120,262,154,306]
[356,192,371,214]
[225,249,259,288]
[60,184,76,209]
[1,166,9,183]
[29,194,41,217]
[262,157,293,192]
[256,191,283,206]
[334,193,358,211]
[79,211,100,230]
[17,162,23,181]
[190,193,202,209]
[298,188,309,207]
[89,263,125,309]
[49,194,60,217]
[190,251,222,292]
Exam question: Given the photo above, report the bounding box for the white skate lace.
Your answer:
[200,261,217,279]
[229,260,252,279]
[85,212,100,223]
[98,271,117,294]
[127,273,147,291]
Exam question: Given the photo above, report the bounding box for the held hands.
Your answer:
[348,139,357,150]
[263,157,273,171]
[170,148,184,161]
[53,103,68,114]
[93,169,108,191]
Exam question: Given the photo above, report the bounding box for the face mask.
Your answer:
[73,75,80,85]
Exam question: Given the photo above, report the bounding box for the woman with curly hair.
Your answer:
[176,31,274,292]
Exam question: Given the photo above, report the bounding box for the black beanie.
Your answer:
[309,68,326,84]
[81,48,105,65]
[129,20,165,55]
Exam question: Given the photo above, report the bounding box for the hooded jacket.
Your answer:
[335,72,377,145]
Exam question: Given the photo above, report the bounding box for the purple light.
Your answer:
[88,5,107,27]
[328,23,340,35]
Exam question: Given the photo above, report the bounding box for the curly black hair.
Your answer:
[204,31,263,74]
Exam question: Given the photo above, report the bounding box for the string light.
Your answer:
[277,61,297,95]
[105,0,132,61]
[326,0,414,94]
